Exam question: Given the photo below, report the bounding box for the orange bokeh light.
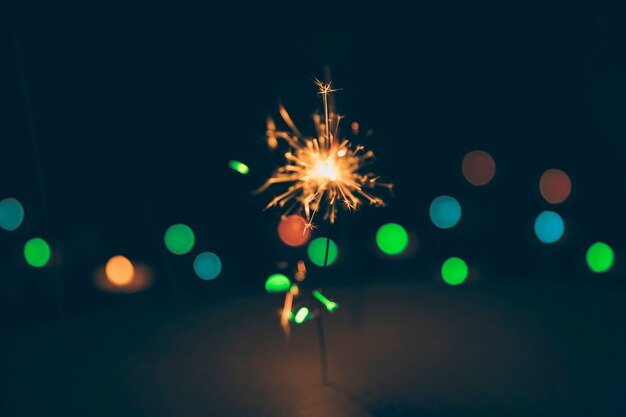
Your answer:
[462,150,496,186]
[105,255,135,286]
[540,169,571,204]
[277,215,311,247]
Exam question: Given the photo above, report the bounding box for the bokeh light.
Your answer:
[586,242,614,273]
[0,198,25,231]
[228,160,249,175]
[462,150,496,186]
[376,223,409,255]
[164,223,195,255]
[94,262,153,294]
[24,237,51,268]
[429,196,462,229]
[277,215,311,247]
[307,237,338,267]
[294,307,310,324]
[265,273,291,293]
[194,251,222,280]
[534,211,565,244]
[105,255,135,286]
[539,169,571,204]
[441,257,468,285]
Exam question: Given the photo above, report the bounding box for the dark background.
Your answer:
[2,6,626,327]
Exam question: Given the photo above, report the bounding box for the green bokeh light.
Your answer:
[164,224,195,255]
[376,223,409,255]
[265,273,291,293]
[293,307,310,324]
[24,237,51,268]
[307,237,338,267]
[313,290,338,312]
[441,257,468,286]
[228,160,249,175]
[586,242,614,273]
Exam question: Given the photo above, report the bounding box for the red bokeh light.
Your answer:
[462,150,496,186]
[540,169,571,204]
[277,215,310,247]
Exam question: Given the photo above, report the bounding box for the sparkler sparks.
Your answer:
[258,79,391,225]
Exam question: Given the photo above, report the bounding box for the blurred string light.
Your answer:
[586,242,614,273]
[193,251,222,280]
[534,211,564,244]
[307,237,338,267]
[376,223,409,256]
[228,160,249,175]
[540,169,571,204]
[462,150,496,186]
[265,273,291,293]
[312,290,338,312]
[164,223,195,255]
[293,307,311,324]
[277,215,311,247]
[441,257,468,286]
[24,237,51,268]
[295,260,307,281]
[105,255,134,286]
[281,287,296,335]
[0,198,25,231]
[94,262,153,294]
[429,195,462,229]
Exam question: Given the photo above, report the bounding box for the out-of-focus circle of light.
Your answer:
[539,169,571,204]
[294,307,310,324]
[0,198,25,231]
[462,150,496,186]
[441,257,468,285]
[194,251,222,280]
[164,223,195,255]
[307,237,338,267]
[105,255,135,286]
[534,211,565,244]
[277,215,311,247]
[376,223,409,255]
[265,273,291,293]
[586,242,615,273]
[429,196,462,229]
[24,237,51,268]
[228,160,249,175]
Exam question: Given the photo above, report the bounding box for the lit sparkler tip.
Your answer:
[258,80,391,225]
[314,77,338,96]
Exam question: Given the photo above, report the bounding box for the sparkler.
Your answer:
[258,79,391,226]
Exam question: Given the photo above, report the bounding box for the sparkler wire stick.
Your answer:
[316,315,328,384]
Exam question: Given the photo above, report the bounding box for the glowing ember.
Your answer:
[257,79,391,225]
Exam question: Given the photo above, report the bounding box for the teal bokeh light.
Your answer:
[193,252,222,280]
[534,211,564,244]
[0,198,25,231]
[429,195,462,229]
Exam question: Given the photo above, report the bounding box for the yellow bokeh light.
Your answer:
[105,255,135,286]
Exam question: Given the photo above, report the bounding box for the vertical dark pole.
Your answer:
[317,220,334,384]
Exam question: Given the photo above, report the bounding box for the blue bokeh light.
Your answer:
[0,198,25,231]
[429,195,462,229]
[534,211,565,244]
[193,252,222,280]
